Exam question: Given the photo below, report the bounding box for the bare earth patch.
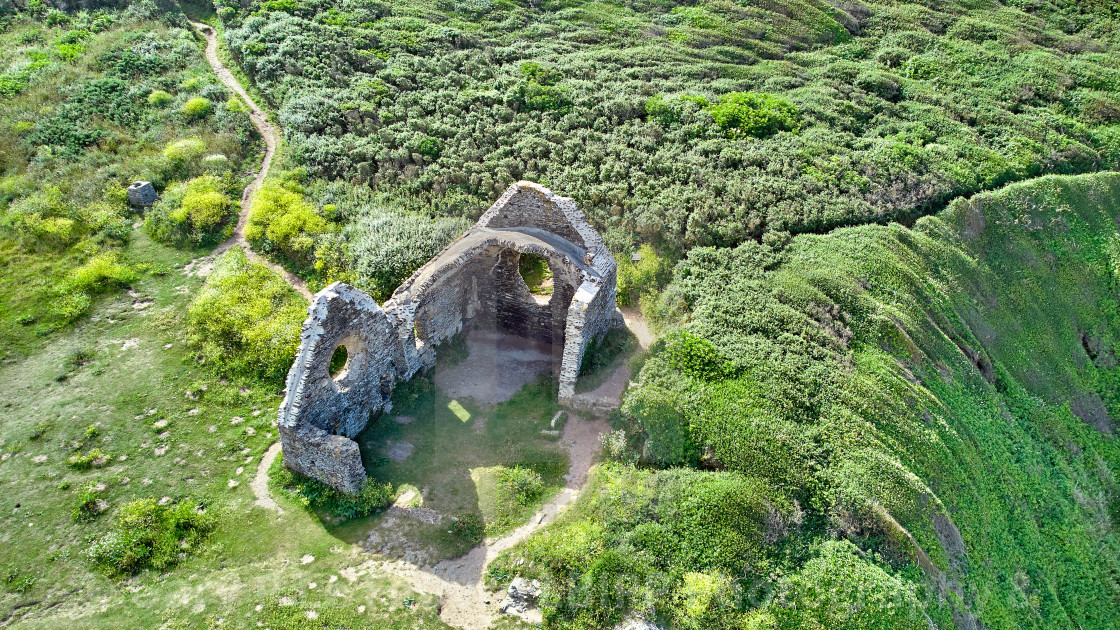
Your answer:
[434,330,554,405]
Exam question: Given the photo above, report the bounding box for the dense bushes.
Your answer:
[762,540,927,629]
[85,498,215,577]
[314,181,469,299]
[224,0,1120,251]
[615,244,671,308]
[708,92,800,139]
[518,173,1120,628]
[187,248,305,382]
[344,205,469,300]
[489,465,792,628]
[145,174,235,246]
[246,181,332,271]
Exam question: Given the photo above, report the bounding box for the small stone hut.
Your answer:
[276,182,622,492]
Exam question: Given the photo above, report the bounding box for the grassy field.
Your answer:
[0,229,452,627]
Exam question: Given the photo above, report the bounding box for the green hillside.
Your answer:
[219,0,1120,253]
[491,172,1120,628]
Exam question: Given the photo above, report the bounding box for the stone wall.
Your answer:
[277,182,621,492]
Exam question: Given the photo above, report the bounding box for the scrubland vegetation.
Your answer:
[0,2,256,352]
[2,0,1120,628]
[491,173,1120,628]
[216,0,1120,254]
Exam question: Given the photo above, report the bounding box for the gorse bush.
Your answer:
[187,248,305,382]
[85,498,215,577]
[180,96,211,119]
[708,92,800,139]
[53,252,138,323]
[145,175,235,246]
[224,0,1120,251]
[146,89,172,106]
[162,137,207,175]
[521,173,1120,628]
[762,540,927,630]
[615,244,671,308]
[246,181,332,271]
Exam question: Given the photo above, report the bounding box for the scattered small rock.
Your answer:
[386,441,414,462]
[300,554,315,565]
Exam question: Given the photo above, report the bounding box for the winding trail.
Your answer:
[189,20,312,300]
[251,442,284,514]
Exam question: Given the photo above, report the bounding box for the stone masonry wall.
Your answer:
[277,182,621,493]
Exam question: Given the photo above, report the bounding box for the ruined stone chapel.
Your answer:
[276,182,622,492]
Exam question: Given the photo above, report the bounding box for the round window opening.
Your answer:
[329,345,350,381]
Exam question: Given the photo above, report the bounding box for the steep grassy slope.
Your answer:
[492,173,1120,628]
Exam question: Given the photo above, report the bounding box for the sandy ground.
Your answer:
[188,21,311,300]
[434,329,555,404]
[251,442,283,514]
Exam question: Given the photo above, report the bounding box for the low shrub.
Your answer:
[72,483,106,521]
[187,248,305,382]
[52,252,137,322]
[708,92,799,139]
[245,182,331,270]
[84,498,215,576]
[145,175,235,246]
[616,244,671,308]
[271,454,394,520]
[147,89,173,106]
[67,449,111,470]
[180,96,212,119]
[498,466,544,506]
[65,252,137,295]
[163,137,207,176]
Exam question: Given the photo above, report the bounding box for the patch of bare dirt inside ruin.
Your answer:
[433,329,555,405]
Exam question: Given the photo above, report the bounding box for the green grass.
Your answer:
[331,373,567,559]
[0,227,450,627]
